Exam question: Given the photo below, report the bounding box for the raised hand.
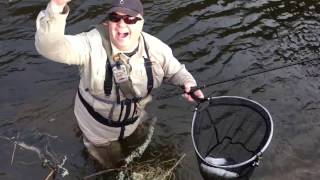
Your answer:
[52,0,71,6]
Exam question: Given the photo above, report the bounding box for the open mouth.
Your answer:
[118,32,129,39]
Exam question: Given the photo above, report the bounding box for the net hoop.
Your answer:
[191,96,273,169]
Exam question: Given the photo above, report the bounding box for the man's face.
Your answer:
[108,12,144,51]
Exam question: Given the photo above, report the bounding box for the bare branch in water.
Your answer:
[83,153,186,180]
[83,167,125,180]
[45,170,56,180]
[157,153,186,180]
[0,134,69,178]
[10,132,19,166]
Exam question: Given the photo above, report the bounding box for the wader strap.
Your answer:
[119,127,125,140]
[115,84,121,104]
[118,99,132,140]
[77,90,138,127]
[95,25,113,96]
[142,34,154,94]
[104,64,113,96]
[131,102,137,120]
[118,101,124,122]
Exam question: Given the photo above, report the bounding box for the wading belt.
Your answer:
[77,89,138,128]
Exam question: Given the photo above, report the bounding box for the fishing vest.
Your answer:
[77,24,154,140]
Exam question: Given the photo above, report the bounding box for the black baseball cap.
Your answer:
[109,0,144,17]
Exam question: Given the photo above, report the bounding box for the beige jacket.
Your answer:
[35,2,197,145]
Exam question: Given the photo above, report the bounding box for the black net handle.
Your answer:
[191,96,274,169]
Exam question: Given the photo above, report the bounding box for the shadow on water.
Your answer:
[1,0,320,179]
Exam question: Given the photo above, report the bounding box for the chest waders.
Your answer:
[77,24,153,140]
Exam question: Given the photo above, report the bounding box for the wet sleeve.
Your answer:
[35,2,90,65]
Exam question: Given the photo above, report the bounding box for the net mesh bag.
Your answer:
[191,96,273,179]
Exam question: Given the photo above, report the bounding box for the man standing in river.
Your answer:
[35,0,203,168]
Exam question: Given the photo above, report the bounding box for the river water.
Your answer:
[1,0,320,179]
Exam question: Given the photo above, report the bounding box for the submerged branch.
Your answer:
[157,153,186,180]
[0,134,69,178]
[10,133,19,166]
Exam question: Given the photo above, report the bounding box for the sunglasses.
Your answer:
[108,13,142,24]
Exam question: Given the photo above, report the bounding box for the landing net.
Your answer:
[191,96,273,179]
